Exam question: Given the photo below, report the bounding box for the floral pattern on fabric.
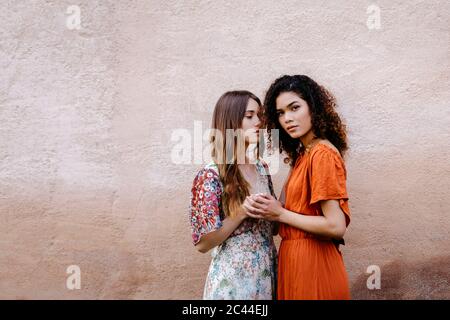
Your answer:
[189,160,278,300]
[190,165,224,245]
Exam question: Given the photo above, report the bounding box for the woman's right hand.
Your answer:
[238,201,251,220]
[239,195,260,220]
[242,194,265,220]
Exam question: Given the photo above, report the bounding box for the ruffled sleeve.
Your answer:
[189,167,223,245]
[309,146,351,227]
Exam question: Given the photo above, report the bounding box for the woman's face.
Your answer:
[275,91,312,139]
[241,98,261,144]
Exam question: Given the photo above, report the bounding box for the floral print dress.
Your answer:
[189,160,278,300]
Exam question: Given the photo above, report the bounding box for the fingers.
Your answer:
[246,211,263,219]
[247,196,267,210]
[251,193,273,204]
[242,200,266,216]
[243,202,265,219]
[259,193,274,200]
[251,196,267,205]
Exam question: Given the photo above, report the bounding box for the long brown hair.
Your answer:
[263,75,348,166]
[210,90,262,218]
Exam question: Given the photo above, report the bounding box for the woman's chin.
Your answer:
[287,131,301,139]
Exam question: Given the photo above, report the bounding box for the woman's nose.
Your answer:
[284,111,293,123]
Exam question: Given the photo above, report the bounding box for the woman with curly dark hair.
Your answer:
[243,75,351,299]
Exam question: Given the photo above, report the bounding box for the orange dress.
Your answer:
[278,143,351,300]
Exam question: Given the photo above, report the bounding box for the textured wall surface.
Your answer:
[0,0,449,299]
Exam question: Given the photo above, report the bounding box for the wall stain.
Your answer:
[351,255,450,299]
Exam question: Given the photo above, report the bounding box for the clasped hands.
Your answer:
[242,193,284,222]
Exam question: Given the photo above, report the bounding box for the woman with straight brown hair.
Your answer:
[189,90,278,299]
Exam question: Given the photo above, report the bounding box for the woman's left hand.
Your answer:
[243,193,284,222]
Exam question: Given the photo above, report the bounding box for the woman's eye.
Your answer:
[245,116,252,119]
[292,105,299,111]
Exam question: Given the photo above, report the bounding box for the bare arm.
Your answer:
[245,195,347,239]
[278,199,346,239]
[195,208,247,253]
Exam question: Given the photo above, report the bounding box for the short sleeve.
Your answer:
[309,146,351,227]
[189,167,223,245]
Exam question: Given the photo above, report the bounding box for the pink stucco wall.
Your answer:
[0,1,449,299]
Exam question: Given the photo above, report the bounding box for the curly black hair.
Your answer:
[263,75,348,166]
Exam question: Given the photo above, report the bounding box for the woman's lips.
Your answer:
[287,125,298,132]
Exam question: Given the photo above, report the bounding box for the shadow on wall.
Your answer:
[351,256,450,299]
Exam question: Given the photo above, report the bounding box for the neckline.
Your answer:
[294,143,341,168]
